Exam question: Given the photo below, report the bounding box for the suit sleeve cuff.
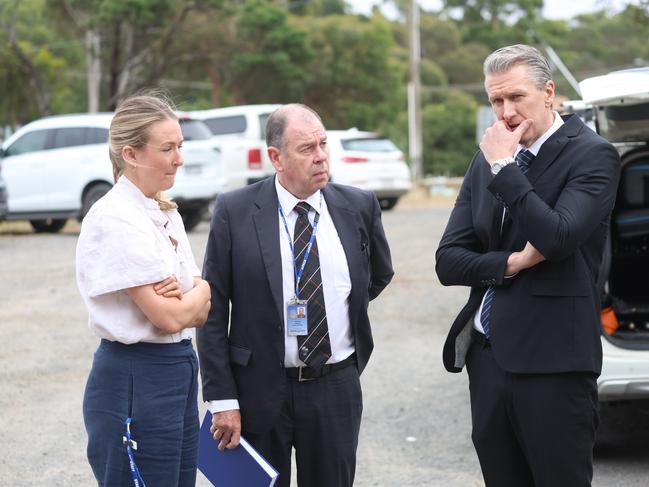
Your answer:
[208,399,240,413]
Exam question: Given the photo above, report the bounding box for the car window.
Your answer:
[341,138,399,152]
[51,127,91,149]
[259,113,271,141]
[86,127,109,145]
[179,119,213,141]
[4,129,50,156]
[203,115,247,136]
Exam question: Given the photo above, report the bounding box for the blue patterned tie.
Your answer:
[481,150,536,338]
[515,149,535,176]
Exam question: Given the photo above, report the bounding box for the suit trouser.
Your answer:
[245,365,363,487]
[465,335,599,487]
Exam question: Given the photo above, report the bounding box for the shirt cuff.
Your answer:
[208,399,240,413]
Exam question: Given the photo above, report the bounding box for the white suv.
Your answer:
[579,68,649,405]
[0,113,226,232]
[189,104,280,190]
[327,129,412,210]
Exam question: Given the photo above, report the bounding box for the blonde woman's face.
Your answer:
[128,118,184,196]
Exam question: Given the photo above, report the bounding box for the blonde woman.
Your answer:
[76,94,211,486]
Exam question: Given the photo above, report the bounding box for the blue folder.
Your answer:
[198,411,279,487]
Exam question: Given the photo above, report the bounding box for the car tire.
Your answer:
[180,207,205,232]
[30,218,67,233]
[81,183,112,220]
[379,197,398,210]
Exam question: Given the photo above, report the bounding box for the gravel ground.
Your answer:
[1,195,648,486]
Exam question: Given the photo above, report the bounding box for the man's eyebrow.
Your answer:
[296,138,316,150]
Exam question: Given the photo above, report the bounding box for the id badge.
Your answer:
[287,298,308,336]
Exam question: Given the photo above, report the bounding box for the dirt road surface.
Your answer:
[1,192,647,486]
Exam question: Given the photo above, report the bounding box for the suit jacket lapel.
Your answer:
[252,177,284,325]
[527,114,581,185]
[322,185,362,322]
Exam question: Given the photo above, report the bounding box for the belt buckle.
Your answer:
[298,366,315,382]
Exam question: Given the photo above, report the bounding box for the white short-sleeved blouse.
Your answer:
[76,176,201,343]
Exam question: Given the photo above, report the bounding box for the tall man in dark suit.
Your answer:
[435,45,620,487]
[197,103,393,487]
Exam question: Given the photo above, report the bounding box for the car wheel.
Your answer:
[30,218,67,233]
[180,207,205,232]
[379,197,398,210]
[81,183,111,220]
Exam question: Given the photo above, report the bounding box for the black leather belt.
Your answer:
[286,354,356,382]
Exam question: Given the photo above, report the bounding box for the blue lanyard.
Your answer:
[278,194,322,297]
[123,417,146,487]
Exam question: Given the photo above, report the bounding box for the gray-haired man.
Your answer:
[436,44,620,486]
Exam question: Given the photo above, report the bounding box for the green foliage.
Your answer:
[291,0,346,16]
[0,0,647,176]
[437,42,491,85]
[231,0,312,103]
[422,90,478,176]
[303,12,404,132]
[0,0,79,125]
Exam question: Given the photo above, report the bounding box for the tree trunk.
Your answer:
[85,29,101,113]
[115,23,135,107]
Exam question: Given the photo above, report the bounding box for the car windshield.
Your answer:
[179,119,213,141]
[341,138,399,152]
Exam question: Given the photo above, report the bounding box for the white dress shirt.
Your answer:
[473,112,565,334]
[76,175,200,343]
[208,177,354,414]
[274,177,353,367]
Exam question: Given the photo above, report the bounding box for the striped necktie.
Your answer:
[480,150,536,338]
[516,149,535,176]
[293,201,331,369]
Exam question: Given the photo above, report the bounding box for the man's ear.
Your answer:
[268,146,282,172]
[544,80,555,108]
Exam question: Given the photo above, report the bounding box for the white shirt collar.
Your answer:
[117,175,167,226]
[274,176,322,215]
[517,111,564,157]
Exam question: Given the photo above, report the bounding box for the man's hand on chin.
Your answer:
[480,119,533,164]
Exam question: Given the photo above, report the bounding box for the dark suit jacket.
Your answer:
[435,115,620,375]
[197,177,394,434]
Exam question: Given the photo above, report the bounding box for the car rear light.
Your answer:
[248,149,262,169]
[341,156,369,163]
[398,152,405,161]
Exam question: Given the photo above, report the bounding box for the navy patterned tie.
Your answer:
[515,149,535,176]
[481,150,536,338]
[293,202,331,369]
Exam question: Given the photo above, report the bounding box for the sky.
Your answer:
[350,0,638,20]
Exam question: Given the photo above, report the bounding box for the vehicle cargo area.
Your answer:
[604,147,649,346]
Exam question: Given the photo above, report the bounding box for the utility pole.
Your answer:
[408,0,423,185]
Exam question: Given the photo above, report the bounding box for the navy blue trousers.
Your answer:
[83,339,199,487]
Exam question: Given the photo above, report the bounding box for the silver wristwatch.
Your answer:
[490,157,515,175]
